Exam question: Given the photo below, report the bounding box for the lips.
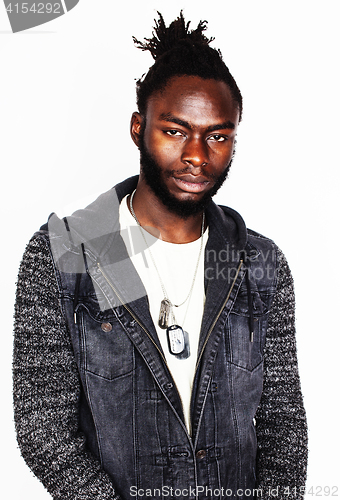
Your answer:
[172,175,211,193]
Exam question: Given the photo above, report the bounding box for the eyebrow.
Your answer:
[158,113,235,131]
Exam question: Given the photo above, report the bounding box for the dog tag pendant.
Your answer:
[167,325,185,354]
[166,325,190,359]
[158,299,172,329]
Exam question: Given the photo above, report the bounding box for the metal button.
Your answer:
[101,322,112,332]
[196,449,206,459]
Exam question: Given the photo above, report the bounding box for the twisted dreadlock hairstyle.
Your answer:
[133,12,243,121]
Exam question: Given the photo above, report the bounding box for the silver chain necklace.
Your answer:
[129,189,205,359]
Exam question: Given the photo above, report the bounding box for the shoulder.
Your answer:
[246,228,292,282]
[247,228,290,269]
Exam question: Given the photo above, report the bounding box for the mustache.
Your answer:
[164,149,236,181]
[164,167,220,181]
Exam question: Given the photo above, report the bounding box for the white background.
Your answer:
[1,0,339,498]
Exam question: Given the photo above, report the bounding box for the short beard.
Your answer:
[139,137,234,219]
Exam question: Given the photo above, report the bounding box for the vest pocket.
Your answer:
[78,304,134,380]
[226,289,270,372]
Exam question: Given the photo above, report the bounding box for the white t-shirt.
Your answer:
[119,195,208,432]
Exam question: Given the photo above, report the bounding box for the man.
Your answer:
[13,12,308,500]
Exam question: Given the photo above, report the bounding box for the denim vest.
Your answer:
[42,177,278,500]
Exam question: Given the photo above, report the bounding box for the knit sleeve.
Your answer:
[255,248,308,499]
[13,234,121,500]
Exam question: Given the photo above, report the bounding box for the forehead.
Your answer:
[146,75,239,127]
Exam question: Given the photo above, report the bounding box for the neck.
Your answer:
[130,181,205,244]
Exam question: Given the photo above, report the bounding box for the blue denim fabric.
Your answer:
[42,176,278,500]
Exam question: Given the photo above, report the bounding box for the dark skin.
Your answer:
[130,75,240,244]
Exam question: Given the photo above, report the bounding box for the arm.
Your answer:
[13,235,121,500]
[255,248,308,499]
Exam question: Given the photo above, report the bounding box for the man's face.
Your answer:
[132,75,239,218]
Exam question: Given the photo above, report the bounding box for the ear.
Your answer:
[130,112,144,148]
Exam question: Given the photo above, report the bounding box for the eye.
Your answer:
[165,130,184,137]
[208,134,228,142]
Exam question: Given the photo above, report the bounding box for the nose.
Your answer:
[181,137,209,169]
